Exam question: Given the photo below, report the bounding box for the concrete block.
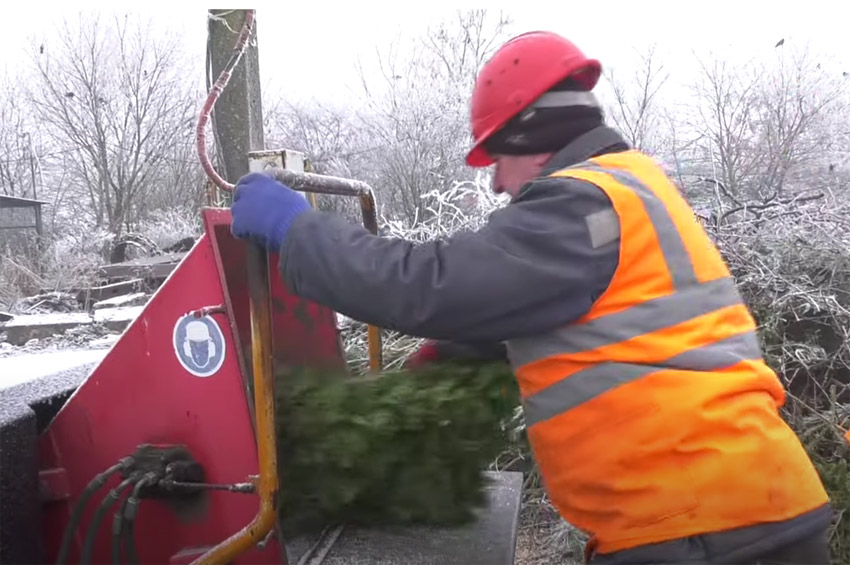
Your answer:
[4,314,93,346]
[0,362,94,564]
[287,471,523,565]
[0,400,41,564]
[92,292,148,310]
[93,306,144,332]
[98,253,185,280]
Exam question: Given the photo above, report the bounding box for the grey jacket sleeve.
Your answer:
[278,176,620,342]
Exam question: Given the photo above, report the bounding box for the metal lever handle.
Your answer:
[268,168,383,372]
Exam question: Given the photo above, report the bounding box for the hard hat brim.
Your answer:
[465,143,495,168]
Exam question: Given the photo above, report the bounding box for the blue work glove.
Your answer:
[231,171,311,252]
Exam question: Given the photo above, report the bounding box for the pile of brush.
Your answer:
[273,360,520,535]
[705,196,850,563]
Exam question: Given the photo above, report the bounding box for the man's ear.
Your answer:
[532,152,555,167]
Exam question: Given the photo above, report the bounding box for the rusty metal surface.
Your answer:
[268,169,372,198]
[267,168,383,371]
[190,241,280,563]
[203,208,348,372]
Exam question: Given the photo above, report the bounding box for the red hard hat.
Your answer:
[465,31,602,167]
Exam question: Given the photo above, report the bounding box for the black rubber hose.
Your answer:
[111,487,133,565]
[122,474,158,565]
[80,474,140,564]
[55,458,132,565]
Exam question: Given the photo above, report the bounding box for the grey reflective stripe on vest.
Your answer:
[584,208,619,248]
[579,164,698,288]
[506,276,743,368]
[508,161,752,426]
[522,329,763,426]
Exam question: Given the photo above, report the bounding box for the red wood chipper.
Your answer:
[0,9,522,565]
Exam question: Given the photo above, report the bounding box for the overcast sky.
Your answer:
[1,1,847,108]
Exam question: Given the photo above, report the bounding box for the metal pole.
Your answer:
[191,9,282,565]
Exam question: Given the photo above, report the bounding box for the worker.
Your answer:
[230,31,834,565]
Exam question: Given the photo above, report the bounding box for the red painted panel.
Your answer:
[39,208,350,563]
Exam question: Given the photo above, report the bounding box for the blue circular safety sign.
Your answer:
[172,314,226,377]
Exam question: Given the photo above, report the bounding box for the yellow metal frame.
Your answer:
[191,157,384,564]
[191,246,279,564]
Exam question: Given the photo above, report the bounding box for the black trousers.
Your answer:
[587,526,832,565]
[741,528,832,565]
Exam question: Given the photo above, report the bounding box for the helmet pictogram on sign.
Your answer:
[173,314,226,377]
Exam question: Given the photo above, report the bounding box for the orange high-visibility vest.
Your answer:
[506,150,829,555]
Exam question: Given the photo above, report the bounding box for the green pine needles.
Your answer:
[273,361,520,535]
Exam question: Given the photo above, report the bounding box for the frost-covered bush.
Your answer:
[133,206,202,250]
[0,224,112,308]
[380,172,506,242]
[704,197,850,563]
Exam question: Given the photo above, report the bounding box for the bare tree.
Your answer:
[262,10,512,225]
[142,117,207,213]
[688,44,847,204]
[605,44,669,154]
[0,79,42,199]
[690,54,763,202]
[265,99,365,175]
[749,46,848,198]
[26,12,199,239]
[262,98,369,219]
[422,10,513,88]
[352,9,513,223]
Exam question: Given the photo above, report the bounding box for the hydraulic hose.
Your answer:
[111,488,132,564]
[55,457,133,564]
[81,474,140,564]
[121,473,159,565]
[196,9,255,193]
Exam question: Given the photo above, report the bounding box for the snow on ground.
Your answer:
[0,309,122,392]
[93,305,144,326]
[4,312,93,328]
[0,289,148,393]
[0,322,118,357]
[0,348,107,391]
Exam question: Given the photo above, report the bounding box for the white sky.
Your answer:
[1,2,847,109]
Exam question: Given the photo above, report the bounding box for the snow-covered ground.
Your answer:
[0,348,108,391]
[0,290,142,393]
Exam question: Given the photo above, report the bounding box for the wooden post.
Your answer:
[207,9,265,196]
[206,7,270,431]
[33,203,45,261]
[33,204,43,238]
[195,10,283,565]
